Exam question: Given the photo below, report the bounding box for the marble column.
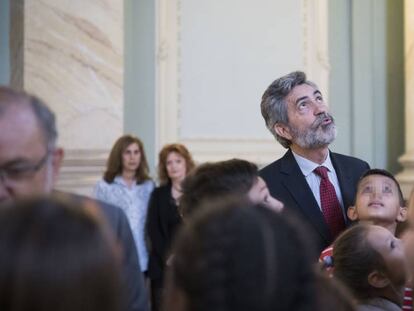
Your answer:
[10,0,124,195]
[396,0,414,198]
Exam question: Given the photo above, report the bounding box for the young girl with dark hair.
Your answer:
[334,224,407,311]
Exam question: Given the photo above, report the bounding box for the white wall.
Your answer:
[180,0,303,140]
[156,0,329,165]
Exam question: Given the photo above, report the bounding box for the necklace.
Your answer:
[171,183,182,202]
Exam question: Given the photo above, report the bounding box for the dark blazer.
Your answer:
[146,183,182,283]
[259,149,370,253]
[54,191,149,311]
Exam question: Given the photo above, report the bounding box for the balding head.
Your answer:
[0,87,57,149]
[0,87,63,202]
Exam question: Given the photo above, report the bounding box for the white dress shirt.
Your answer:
[292,151,345,218]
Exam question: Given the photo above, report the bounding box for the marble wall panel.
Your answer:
[21,0,124,149]
[406,0,414,152]
[9,0,124,194]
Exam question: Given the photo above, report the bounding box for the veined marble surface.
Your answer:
[21,0,123,149]
[405,0,414,152]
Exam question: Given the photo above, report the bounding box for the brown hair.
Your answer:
[180,159,258,218]
[165,198,318,311]
[0,196,121,311]
[103,135,151,183]
[157,143,195,185]
[333,224,387,302]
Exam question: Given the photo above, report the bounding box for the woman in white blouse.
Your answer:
[94,134,154,275]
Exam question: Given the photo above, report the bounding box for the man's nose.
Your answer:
[313,102,328,115]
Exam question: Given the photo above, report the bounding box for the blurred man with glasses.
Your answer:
[0,89,62,200]
[0,87,149,311]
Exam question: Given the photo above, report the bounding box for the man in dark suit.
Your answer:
[0,87,148,311]
[259,71,369,252]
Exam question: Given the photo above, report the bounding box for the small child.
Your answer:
[334,224,407,311]
[319,169,411,310]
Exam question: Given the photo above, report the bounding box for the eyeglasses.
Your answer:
[0,152,50,185]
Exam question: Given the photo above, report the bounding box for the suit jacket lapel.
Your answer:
[280,150,331,242]
[330,151,353,218]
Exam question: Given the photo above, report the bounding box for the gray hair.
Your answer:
[260,71,317,148]
[0,87,58,149]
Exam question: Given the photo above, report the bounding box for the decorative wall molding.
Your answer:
[302,0,330,101]
[155,0,179,147]
[395,0,414,199]
[181,138,285,167]
[55,149,109,196]
[396,152,414,198]
[155,0,330,164]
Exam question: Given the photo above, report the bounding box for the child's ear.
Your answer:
[347,206,358,221]
[367,270,390,288]
[397,206,408,222]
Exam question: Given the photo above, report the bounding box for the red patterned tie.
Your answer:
[314,166,345,240]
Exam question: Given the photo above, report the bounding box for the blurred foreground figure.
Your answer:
[0,197,121,311]
[180,158,283,219]
[164,198,354,311]
[0,87,148,311]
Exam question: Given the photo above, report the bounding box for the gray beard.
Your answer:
[290,122,337,149]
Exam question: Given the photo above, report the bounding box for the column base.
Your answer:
[395,152,414,200]
[55,149,109,197]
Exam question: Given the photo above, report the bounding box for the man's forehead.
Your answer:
[0,105,46,160]
[286,83,320,102]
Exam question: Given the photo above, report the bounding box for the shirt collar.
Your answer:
[114,175,130,186]
[292,150,335,177]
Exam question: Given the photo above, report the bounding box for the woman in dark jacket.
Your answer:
[146,143,195,311]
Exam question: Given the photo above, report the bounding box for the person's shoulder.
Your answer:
[331,152,368,164]
[53,191,123,220]
[259,150,290,178]
[95,178,113,190]
[140,179,155,191]
[331,152,370,168]
[95,178,109,186]
[260,158,282,172]
[151,184,171,197]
